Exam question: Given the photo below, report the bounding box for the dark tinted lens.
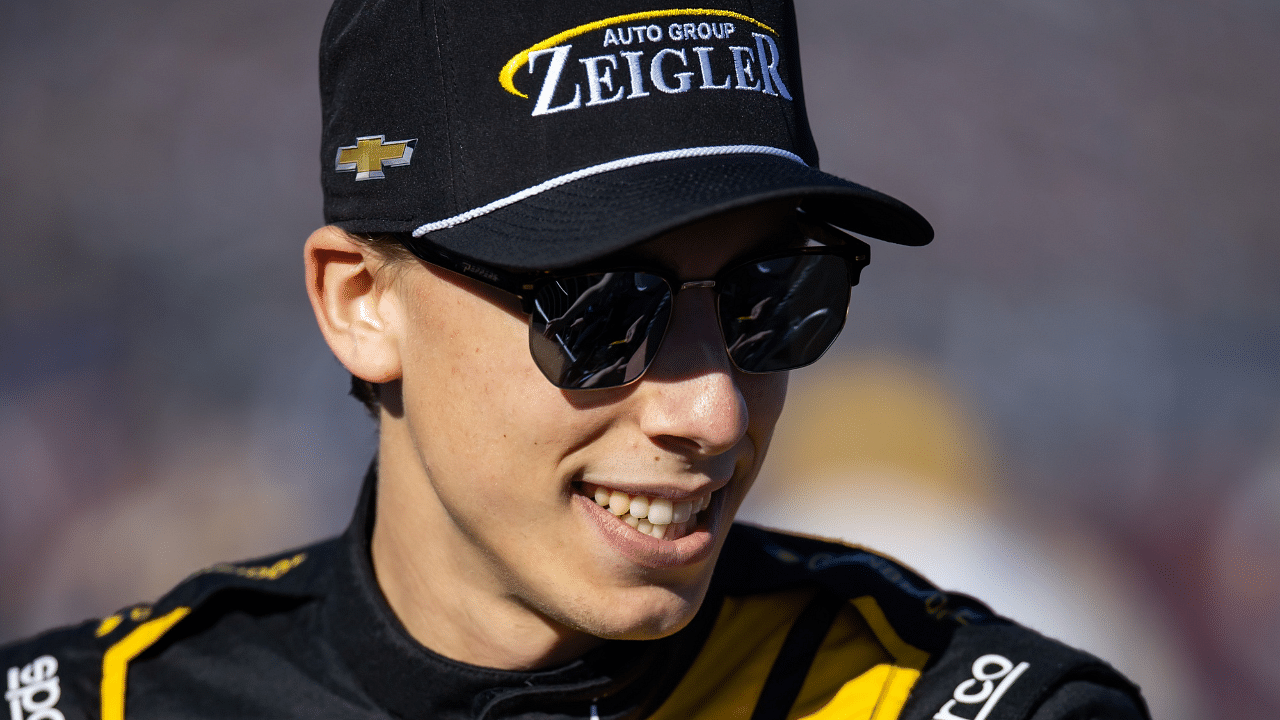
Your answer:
[718,253,851,373]
[528,272,673,389]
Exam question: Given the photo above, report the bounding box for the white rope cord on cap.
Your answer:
[411,144,807,237]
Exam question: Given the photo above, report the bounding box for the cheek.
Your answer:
[743,371,789,442]
[396,278,587,483]
[720,372,787,516]
[401,276,529,400]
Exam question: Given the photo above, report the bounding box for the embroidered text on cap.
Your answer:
[500,9,793,117]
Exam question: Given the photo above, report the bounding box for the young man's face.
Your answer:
[369,203,794,664]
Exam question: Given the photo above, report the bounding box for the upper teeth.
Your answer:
[588,484,712,539]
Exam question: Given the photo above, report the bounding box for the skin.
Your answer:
[304,203,794,671]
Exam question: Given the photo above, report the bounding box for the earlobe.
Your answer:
[304,225,403,384]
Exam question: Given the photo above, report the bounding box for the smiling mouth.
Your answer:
[580,482,714,541]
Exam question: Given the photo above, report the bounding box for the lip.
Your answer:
[575,489,724,569]
[577,475,730,502]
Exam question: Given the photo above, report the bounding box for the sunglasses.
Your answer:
[396,221,869,390]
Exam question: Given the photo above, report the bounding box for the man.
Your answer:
[2,1,1148,718]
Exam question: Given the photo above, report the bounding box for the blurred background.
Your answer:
[1,0,1276,717]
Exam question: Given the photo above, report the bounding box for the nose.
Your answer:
[633,288,749,456]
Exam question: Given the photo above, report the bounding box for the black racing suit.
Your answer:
[2,467,1148,720]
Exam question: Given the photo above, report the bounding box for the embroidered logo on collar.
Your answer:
[336,135,417,180]
[6,655,64,720]
[934,654,1031,720]
[500,9,792,117]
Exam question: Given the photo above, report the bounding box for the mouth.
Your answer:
[579,482,715,542]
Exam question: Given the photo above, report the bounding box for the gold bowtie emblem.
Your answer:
[335,135,417,180]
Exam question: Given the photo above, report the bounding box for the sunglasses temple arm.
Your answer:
[401,236,535,303]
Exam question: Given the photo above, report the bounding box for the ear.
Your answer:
[304,225,404,384]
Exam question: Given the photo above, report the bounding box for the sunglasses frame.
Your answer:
[392,220,871,387]
[396,221,870,314]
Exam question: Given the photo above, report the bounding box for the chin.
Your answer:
[570,582,708,642]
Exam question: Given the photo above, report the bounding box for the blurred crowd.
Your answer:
[2,1,1277,719]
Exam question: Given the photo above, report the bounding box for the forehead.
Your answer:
[615,200,801,279]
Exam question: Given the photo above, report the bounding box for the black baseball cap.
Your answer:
[320,0,933,271]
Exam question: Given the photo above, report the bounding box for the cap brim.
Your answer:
[354,153,933,270]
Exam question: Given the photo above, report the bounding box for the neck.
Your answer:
[370,420,603,671]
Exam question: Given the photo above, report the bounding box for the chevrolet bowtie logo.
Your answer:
[335,135,417,180]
